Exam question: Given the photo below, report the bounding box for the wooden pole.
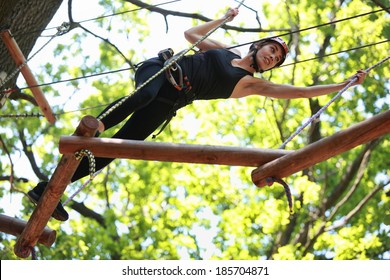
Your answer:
[252,110,390,187]
[0,30,56,124]
[0,214,56,247]
[14,116,99,258]
[59,137,292,167]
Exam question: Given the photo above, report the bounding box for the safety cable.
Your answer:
[1,6,386,97]
[1,39,388,121]
[229,7,388,49]
[2,39,386,97]
[281,40,389,68]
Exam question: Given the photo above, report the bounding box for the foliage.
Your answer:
[0,0,389,260]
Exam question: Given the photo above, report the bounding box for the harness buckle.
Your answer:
[158,48,192,92]
[158,48,174,61]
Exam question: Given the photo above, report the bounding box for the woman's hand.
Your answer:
[224,7,239,22]
[184,7,240,51]
[346,69,367,86]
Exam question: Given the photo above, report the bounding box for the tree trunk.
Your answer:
[0,0,63,89]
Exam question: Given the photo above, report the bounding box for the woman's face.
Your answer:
[256,43,284,71]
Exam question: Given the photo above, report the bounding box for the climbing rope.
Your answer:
[266,177,294,214]
[63,169,102,206]
[267,55,390,213]
[280,55,390,150]
[62,149,97,206]
[74,149,96,179]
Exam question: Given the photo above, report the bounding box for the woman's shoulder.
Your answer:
[222,48,242,57]
[226,48,241,57]
[202,48,241,57]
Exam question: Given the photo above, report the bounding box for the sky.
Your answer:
[2,0,265,259]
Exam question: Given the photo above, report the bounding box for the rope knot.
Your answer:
[56,22,71,35]
[74,149,96,179]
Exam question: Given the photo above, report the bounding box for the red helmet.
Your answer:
[249,36,289,70]
[267,37,289,61]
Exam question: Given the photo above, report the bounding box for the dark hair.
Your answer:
[249,39,288,69]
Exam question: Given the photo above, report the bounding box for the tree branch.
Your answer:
[326,141,376,221]
[322,140,380,212]
[65,0,135,69]
[18,128,49,181]
[0,176,28,182]
[325,182,387,231]
[124,0,289,34]
[79,25,136,70]
[0,135,15,189]
[69,200,106,227]
[370,0,390,13]
[8,89,38,106]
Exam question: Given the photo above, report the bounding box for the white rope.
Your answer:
[279,55,390,149]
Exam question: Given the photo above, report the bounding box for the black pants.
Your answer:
[71,59,180,182]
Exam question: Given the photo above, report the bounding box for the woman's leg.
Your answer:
[27,96,176,221]
[28,73,179,220]
[71,94,176,182]
[97,60,166,131]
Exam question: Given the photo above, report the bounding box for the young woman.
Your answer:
[28,7,367,221]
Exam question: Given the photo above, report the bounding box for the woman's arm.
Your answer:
[184,8,239,51]
[232,70,367,99]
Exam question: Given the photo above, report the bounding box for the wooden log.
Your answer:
[14,116,99,258]
[0,30,56,124]
[252,110,390,187]
[59,137,292,167]
[0,214,56,247]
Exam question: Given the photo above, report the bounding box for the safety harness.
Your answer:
[158,48,192,92]
[153,48,196,138]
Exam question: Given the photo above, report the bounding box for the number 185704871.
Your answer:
[215,266,269,276]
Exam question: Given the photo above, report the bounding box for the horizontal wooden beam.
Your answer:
[252,110,390,187]
[59,137,292,167]
[1,30,56,124]
[14,116,99,258]
[0,214,56,247]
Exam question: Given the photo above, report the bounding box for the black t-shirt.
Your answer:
[179,49,253,100]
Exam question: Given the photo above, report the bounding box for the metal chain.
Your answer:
[0,112,43,119]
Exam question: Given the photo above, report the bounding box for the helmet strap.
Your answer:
[250,48,263,73]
